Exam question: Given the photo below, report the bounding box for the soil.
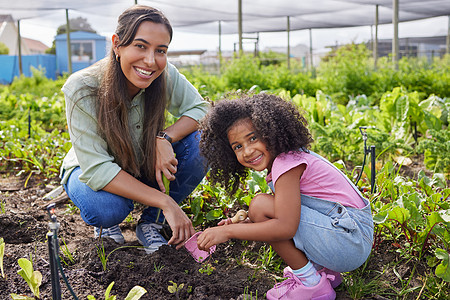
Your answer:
[0,157,442,299]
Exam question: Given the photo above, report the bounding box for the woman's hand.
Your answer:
[162,197,195,249]
[197,226,230,251]
[155,138,178,193]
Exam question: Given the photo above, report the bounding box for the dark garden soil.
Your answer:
[0,155,441,299]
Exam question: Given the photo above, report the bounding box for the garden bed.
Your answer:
[0,168,445,299]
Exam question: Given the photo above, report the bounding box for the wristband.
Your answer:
[156,131,172,143]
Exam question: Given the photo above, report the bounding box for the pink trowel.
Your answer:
[184,210,248,262]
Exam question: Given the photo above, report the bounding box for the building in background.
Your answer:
[55,31,107,74]
[374,36,447,59]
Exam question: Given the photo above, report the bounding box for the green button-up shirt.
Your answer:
[60,59,208,191]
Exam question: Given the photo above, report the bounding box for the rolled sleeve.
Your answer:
[166,63,209,121]
[61,68,122,191]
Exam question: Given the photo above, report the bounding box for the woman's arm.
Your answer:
[154,116,199,192]
[197,165,305,250]
[103,170,195,249]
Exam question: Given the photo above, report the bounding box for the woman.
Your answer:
[60,5,209,253]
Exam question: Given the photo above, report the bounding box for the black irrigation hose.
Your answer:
[355,127,368,186]
[47,203,79,300]
[52,235,79,300]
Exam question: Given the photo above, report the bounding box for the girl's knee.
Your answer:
[248,193,274,222]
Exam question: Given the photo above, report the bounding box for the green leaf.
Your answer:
[388,206,410,224]
[435,248,450,282]
[162,176,170,195]
[17,258,33,279]
[124,286,147,300]
[0,238,5,278]
[205,209,223,221]
[9,294,34,300]
[105,281,116,300]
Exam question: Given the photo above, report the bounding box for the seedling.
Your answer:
[153,262,164,272]
[167,281,184,299]
[96,239,141,271]
[64,202,79,215]
[0,200,5,214]
[59,237,75,265]
[87,281,147,300]
[10,258,42,299]
[243,286,259,300]
[199,261,216,275]
[0,238,5,278]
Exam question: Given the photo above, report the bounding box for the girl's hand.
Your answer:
[217,210,248,226]
[217,218,233,226]
[155,138,178,192]
[197,227,229,251]
[162,198,195,249]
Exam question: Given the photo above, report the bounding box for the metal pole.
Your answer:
[218,20,222,58]
[392,0,399,68]
[238,0,243,55]
[47,203,62,300]
[374,5,379,68]
[287,16,291,69]
[370,145,376,194]
[65,9,73,74]
[17,20,23,75]
[447,15,450,55]
[309,28,314,71]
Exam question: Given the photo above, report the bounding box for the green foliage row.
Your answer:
[182,44,449,106]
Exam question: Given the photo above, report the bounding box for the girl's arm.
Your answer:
[103,170,195,249]
[197,165,305,250]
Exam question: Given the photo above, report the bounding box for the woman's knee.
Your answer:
[248,193,274,223]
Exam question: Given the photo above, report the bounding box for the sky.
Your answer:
[19,15,448,53]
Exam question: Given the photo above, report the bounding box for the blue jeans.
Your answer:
[63,131,207,228]
[293,194,374,273]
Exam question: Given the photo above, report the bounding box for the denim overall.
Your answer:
[268,151,374,272]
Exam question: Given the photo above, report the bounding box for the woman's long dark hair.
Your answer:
[97,5,173,181]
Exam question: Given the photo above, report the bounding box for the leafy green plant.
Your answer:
[417,128,450,176]
[372,163,450,283]
[168,280,184,299]
[434,248,450,282]
[87,281,147,300]
[199,261,216,275]
[10,258,42,299]
[0,238,5,279]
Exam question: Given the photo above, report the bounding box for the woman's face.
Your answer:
[114,21,171,97]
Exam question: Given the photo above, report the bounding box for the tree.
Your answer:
[0,42,9,55]
[46,17,96,54]
[56,16,96,35]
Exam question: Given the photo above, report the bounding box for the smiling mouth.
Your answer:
[248,154,263,164]
[135,67,154,77]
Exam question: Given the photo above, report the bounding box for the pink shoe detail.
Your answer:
[184,231,216,263]
[266,269,336,300]
[318,268,342,289]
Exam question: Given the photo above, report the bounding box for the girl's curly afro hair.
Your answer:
[199,93,313,195]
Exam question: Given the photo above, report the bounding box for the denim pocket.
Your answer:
[331,208,358,233]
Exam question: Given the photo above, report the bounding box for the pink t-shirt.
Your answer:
[266,151,365,208]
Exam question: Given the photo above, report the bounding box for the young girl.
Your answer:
[198,94,374,300]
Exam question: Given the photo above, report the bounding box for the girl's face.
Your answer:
[113,21,171,97]
[227,118,274,172]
